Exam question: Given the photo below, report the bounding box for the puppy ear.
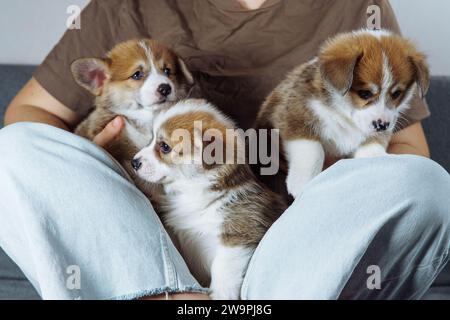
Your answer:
[177,57,194,86]
[71,58,110,96]
[319,37,362,96]
[408,52,430,99]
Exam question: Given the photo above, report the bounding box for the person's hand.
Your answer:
[92,116,125,148]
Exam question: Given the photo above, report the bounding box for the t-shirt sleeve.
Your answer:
[377,0,431,127]
[33,0,145,116]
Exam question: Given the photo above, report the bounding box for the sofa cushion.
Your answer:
[0,249,39,300]
[0,65,36,126]
[422,76,450,172]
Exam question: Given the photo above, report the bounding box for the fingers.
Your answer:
[92,116,124,147]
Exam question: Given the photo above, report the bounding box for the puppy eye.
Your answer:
[159,142,172,154]
[131,70,144,80]
[357,90,373,100]
[163,67,171,77]
[392,90,403,99]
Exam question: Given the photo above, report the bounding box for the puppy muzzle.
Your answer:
[131,157,142,171]
[372,119,391,132]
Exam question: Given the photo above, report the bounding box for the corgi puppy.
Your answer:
[256,29,430,198]
[132,99,287,299]
[71,39,194,203]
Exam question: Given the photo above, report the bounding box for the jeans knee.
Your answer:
[393,156,450,237]
[0,122,81,163]
[0,122,79,174]
[0,122,28,140]
[0,122,37,162]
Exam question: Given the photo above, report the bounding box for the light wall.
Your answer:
[390,0,450,75]
[0,0,448,75]
[0,0,89,66]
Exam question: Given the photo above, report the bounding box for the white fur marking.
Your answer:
[209,246,254,300]
[381,53,394,96]
[308,99,367,155]
[139,40,153,62]
[284,139,324,198]
[354,143,388,158]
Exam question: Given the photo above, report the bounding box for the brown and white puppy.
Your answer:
[132,99,287,299]
[256,29,430,198]
[71,39,194,202]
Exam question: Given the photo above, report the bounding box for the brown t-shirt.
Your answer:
[34,0,429,130]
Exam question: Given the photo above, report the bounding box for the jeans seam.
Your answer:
[159,227,178,290]
[109,286,208,300]
[381,249,449,284]
[412,252,449,300]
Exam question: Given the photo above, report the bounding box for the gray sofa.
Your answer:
[0,65,449,300]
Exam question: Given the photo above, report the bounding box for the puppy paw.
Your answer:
[284,140,324,198]
[209,272,242,300]
[286,173,309,199]
[209,284,240,300]
[209,246,252,300]
[354,144,388,158]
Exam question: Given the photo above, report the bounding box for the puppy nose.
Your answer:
[157,84,172,97]
[131,158,142,171]
[372,119,390,132]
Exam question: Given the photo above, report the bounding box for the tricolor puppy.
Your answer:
[71,39,194,202]
[132,99,287,299]
[256,29,430,198]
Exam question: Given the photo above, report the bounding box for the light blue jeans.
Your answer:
[0,122,449,300]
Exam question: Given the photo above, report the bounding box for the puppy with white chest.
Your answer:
[132,99,287,299]
[256,29,430,198]
[71,39,194,202]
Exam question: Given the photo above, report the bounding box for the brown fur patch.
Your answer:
[106,39,188,85]
[221,175,287,247]
[212,161,287,246]
[257,62,322,141]
[381,34,430,99]
[159,109,236,168]
[164,111,229,142]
